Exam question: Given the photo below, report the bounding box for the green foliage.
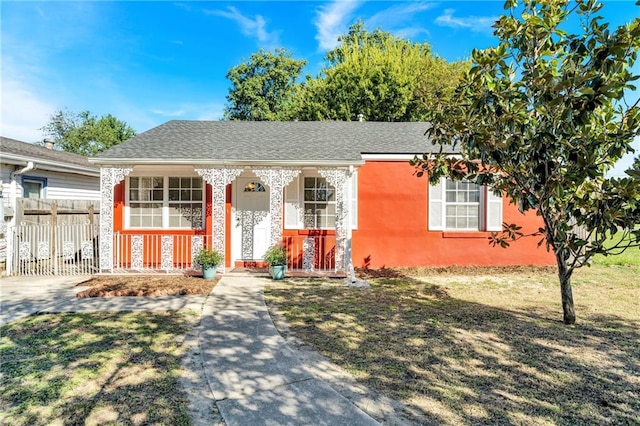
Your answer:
[412,0,640,323]
[223,23,467,122]
[263,244,287,266]
[296,22,469,121]
[41,109,136,156]
[224,48,307,121]
[194,248,223,268]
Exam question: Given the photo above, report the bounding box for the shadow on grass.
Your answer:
[0,312,194,425]
[266,272,640,425]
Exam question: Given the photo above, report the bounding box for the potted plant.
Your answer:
[194,248,222,280]
[263,244,287,280]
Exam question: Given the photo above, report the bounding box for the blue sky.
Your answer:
[1,0,639,170]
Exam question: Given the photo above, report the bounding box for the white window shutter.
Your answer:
[486,186,503,231]
[428,178,444,230]
[284,175,301,229]
[349,171,358,230]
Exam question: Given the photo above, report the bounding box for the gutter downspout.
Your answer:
[10,161,36,180]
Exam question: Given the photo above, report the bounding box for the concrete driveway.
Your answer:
[0,275,91,326]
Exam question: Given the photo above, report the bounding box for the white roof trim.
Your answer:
[88,158,366,167]
[361,154,419,161]
[2,154,100,177]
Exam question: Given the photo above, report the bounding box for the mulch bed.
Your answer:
[76,275,219,297]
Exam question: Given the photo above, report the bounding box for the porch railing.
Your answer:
[283,234,336,272]
[113,233,213,273]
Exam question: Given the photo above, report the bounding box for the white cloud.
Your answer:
[314,0,362,51]
[0,71,54,143]
[435,9,498,34]
[366,2,435,31]
[151,109,186,117]
[205,6,279,48]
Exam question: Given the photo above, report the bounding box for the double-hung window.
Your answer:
[303,177,336,229]
[284,171,358,230]
[445,180,480,230]
[429,177,502,231]
[127,176,203,229]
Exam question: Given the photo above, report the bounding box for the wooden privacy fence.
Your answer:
[7,222,99,276]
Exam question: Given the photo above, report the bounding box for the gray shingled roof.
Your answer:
[92,121,454,164]
[1,136,98,170]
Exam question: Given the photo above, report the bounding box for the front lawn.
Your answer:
[0,311,197,426]
[264,264,640,425]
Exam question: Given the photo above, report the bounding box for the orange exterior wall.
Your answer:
[351,161,556,268]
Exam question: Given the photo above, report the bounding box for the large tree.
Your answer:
[412,0,640,324]
[41,109,136,156]
[224,49,307,121]
[296,23,468,121]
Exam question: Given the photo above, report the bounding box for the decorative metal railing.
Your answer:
[112,233,213,273]
[283,234,336,272]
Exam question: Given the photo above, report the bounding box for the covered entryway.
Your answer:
[232,176,271,265]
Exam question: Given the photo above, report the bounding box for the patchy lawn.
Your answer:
[77,275,219,297]
[0,311,198,426]
[264,264,640,425]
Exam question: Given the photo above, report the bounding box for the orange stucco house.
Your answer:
[89,121,555,275]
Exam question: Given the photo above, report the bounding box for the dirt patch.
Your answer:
[356,265,557,279]
[77,275,220,298]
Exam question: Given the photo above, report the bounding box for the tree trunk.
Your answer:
[556,253,576,325]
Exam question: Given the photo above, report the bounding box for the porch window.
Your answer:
[127,176,203,229]
[303,177,335,229]
[429,177,502,231]
[284,171,357,230]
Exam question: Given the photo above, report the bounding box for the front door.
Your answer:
[232,177,271,263]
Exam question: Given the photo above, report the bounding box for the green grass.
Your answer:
[265,264,640,425]
[0,312,196,426]
[592,231,640,267]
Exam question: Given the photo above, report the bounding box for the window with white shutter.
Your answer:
[428,177,502,232]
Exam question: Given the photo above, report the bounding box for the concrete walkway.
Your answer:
[200,274,379,426]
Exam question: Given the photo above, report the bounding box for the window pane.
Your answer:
[153,177,163,188]
[304,177,315,188]
[169,190,179,201]
[304,190,314,201]
[130,177,139,187]
[181,177,190,187]
[192,190,202,201]
[169,177,179,188]
[181,189,190,200]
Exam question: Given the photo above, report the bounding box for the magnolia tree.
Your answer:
[412,0,640,324]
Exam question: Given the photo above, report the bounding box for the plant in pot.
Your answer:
[194,248,222,280]
[263,244,287,280]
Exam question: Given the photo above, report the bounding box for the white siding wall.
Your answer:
[16,169,100,200]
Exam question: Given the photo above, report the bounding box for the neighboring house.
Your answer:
[1,136,100,273]
[90,121,555,274]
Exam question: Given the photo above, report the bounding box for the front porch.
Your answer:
[99,165,355,275]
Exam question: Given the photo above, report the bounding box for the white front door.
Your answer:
[232,177,271,263]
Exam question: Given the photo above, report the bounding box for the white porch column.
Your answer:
[252,167,301,247]
[194,166,243,272]
[99,166,133,272]
[318,168,350,273]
